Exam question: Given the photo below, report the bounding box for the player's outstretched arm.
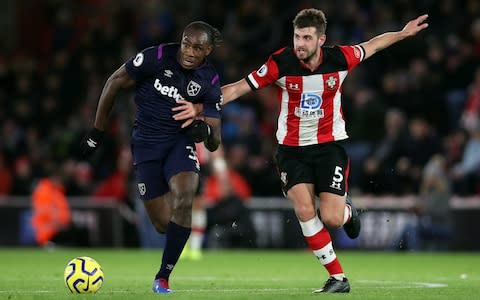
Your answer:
[221,78,252,105]
[360,14,429,60]
[94,65,135,130]
[173,78,252,128]
[80,65,134,156]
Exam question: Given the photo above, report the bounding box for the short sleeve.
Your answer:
[337,45,366,71]
[125,46,161,82]
[202,74,222,119]
[245,52,280,90]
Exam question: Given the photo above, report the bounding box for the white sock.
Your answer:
[190,209,207,250]
[343,204,352,225]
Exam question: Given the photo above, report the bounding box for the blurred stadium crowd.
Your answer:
[0,0,479,203]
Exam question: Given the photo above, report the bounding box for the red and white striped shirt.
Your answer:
[246,45,365,146]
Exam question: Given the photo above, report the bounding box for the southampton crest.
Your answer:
[187,80,201,97]
[326,76,337,90]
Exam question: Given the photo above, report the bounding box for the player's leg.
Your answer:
[150,171,198,293]
[179,192,205,261]
[143,193,176,294]
[151,140,201,293]
[318,192,347,229]
[343,194,361,239]
[311,142,357,293]
[183,145,225,259]
[188,194,206,260]
[315,143,361,238]
[143,193,172,233]
[276,145,348,293]
[134,160,175,293]
[288,185,349,293]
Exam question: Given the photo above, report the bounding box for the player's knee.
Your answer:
[295,205,316,222]
[173,195,194,212]
[171,202,192,227]
[151,218,168,234]
[169,192,193,226]
[171,186,196,206]
[321,214,343,229]
[171,188,195,210]
[153,222,167,234]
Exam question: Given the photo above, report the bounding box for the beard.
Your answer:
[295,47,317,63]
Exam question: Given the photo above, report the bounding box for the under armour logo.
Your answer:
[288,83,299,90]
[166,264,174,270]
[321,254,327,260]
[330,181,341,190]
[87,139,97,148]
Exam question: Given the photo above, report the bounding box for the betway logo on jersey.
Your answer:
[154,79,184,101]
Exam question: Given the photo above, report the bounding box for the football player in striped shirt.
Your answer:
[174,8,428,293]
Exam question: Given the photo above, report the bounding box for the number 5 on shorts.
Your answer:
[329,166,343,191]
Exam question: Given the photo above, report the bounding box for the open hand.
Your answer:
[401,14,429,37]
[172,100,202,128]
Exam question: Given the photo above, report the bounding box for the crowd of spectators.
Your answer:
[1,0,480,204]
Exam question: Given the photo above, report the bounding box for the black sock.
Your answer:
[155,222,191,281]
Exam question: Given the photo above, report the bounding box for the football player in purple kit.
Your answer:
[80,21,223,293]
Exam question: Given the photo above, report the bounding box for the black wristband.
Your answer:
[80,127,104,156]
[187,120,212,143]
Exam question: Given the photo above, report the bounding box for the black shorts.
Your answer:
[132,138,200,201]
[275,142,350,196]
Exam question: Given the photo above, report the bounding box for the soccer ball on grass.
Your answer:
[64,256,104,293]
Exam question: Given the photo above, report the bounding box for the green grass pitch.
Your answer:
[0,248,479,299]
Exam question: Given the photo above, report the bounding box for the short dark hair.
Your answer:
[292,9,327,35]
[184,21,223,48]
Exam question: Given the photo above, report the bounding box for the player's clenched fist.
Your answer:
[186,120,212,143]
[80,127,104,156]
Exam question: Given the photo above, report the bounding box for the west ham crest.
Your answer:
[138,183,146,196]
[187,80,201,97]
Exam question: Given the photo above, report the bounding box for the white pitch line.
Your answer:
[0,279,449,294]
[356,280,447,288]
[175,288,305,293]
[0,288,305,294]
[175,276,285,282]
[0,283,447,295]
[0,291,53,293]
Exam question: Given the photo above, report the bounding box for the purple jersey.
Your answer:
[125,43,222,151]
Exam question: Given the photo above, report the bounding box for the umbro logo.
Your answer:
[86,139,97,148]
[164,69,173,77]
